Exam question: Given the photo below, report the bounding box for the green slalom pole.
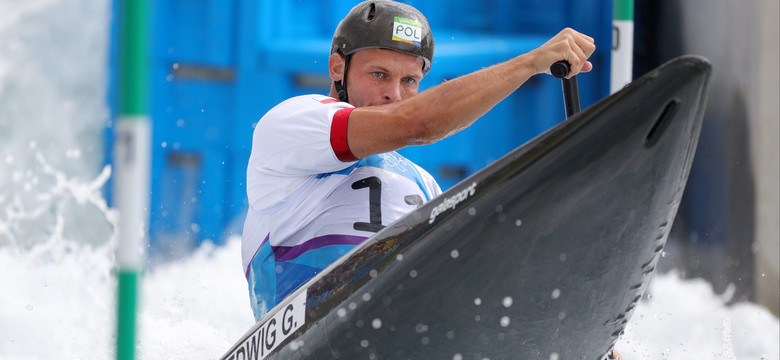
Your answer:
[611,0,634,93]
[114,1,151,359]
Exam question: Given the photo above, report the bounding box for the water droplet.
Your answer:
[495,205,503,213]
[551,289,561,299]
[558,312,566,320]
[421,336,430,345]
[415,323,428,333]
[559,253,567,262]
[369,269,378,278]
[515,219,523,227]
[549,352,560,360]
[349,302,357,310]
[453,354,463,360]
[474,297,482,306]
[161,141,168,148]
[468,207,477,216]
[396,254,404,261]
[337,308,347,318]
[502,296,513,308]
[360,339,369,348]
[446,331,456,340]
[362,293,372,302]
[500,316,510,327]
[450,249,459,259]
[290,339,303,350]
[409,269,418,278]
[372,318,382,329]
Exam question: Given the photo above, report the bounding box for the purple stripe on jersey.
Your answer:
[246,233,271,279]
[272,234,368,262]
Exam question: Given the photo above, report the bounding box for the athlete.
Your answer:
[242,0,596,321]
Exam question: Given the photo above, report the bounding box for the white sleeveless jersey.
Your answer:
[242,95,441,320]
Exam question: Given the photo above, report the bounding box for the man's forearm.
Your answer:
[345,28,595,159]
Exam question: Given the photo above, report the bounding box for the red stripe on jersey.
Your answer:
[330,108,357,162]
[320,98,339,104]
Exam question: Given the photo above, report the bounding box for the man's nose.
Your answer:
[383,82,402,103]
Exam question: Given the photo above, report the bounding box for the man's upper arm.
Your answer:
[251,96,358,176]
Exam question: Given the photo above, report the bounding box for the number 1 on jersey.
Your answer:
[352,176,385,232]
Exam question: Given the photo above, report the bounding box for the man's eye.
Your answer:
[372,72,383,78]
[404,77,417,84]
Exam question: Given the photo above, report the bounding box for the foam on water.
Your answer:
[617,271,780,359]
[0,1,777,359]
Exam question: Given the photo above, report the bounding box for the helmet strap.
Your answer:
[335,81,348,103]
[334,54,352,103]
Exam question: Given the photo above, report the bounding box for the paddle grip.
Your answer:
[550,60,581,117]
[550,60,571,79]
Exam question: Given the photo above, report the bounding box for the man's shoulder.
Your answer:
[270,94,348,112]
[258,95,351,125]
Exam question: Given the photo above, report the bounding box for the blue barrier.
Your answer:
[108,0,612,253]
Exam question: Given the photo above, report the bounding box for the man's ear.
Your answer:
[329,52,346,82]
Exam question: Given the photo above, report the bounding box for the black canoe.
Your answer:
[221,55,711,360]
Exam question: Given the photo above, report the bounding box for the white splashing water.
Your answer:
[0,1,778,360]
[616,271,779,360]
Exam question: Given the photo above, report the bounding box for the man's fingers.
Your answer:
[580,61,593,73]
[552,29,595,77]
[532,28,596,76]
[609,349,625,360]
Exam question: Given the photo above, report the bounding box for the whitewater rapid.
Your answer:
[1,237,778,359]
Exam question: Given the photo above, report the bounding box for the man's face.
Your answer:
[343,48,425,108]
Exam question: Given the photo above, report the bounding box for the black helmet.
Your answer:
[330,1,434,102]
[331,0,434,74]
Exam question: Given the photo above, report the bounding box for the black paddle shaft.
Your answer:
[550,60,581,118]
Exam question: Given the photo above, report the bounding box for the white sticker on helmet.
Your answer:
[392,17,422,46]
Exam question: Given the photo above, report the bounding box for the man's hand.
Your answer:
[528,28,596,78]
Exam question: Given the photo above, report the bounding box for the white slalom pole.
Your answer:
[611,0,634,93]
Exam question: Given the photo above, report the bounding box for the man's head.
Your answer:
[329,0,434,105]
